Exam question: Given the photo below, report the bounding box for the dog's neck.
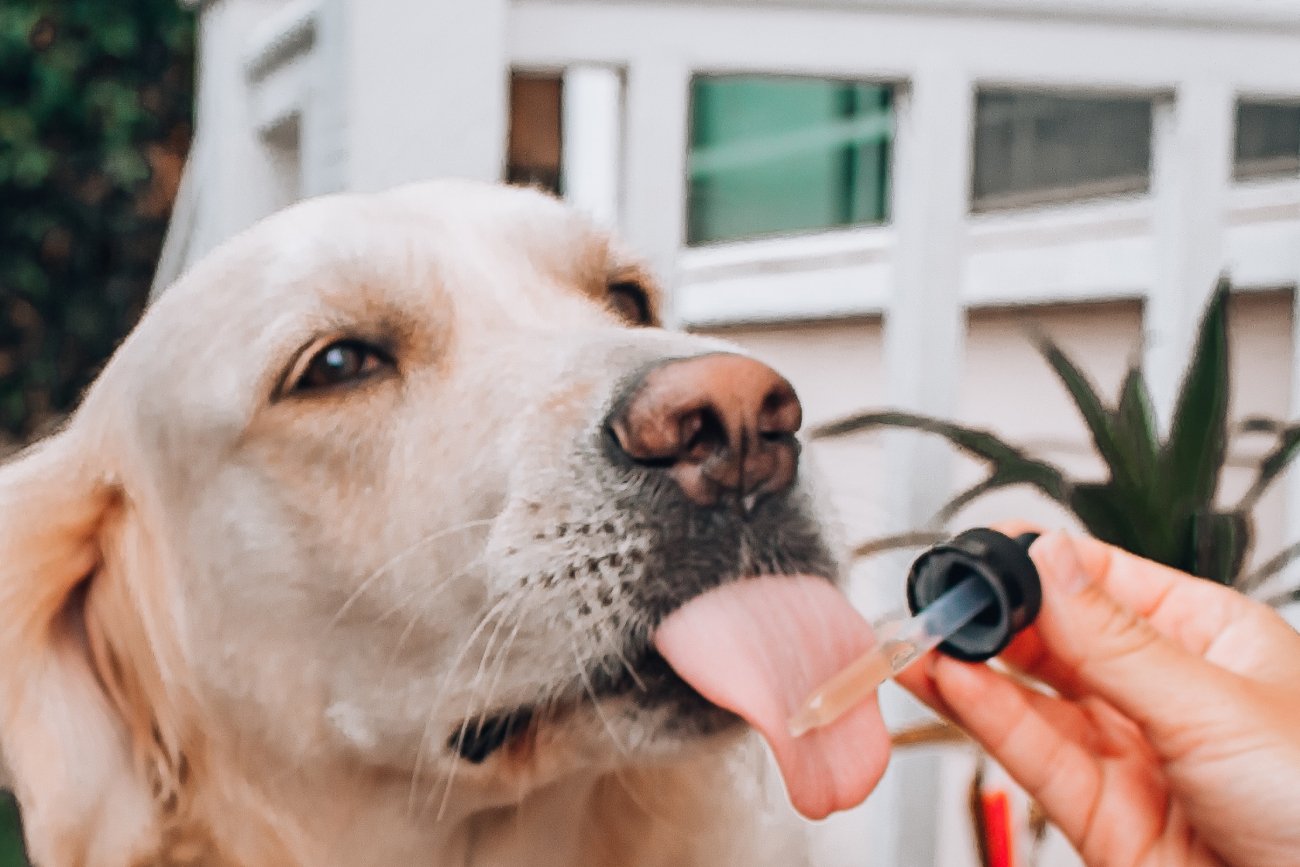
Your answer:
[164,744,804,867]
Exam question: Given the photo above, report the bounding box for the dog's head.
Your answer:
[0,180,836,862]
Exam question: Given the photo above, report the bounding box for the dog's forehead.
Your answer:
[95,182,623,440]
[251,180,606,302]
[148,181,604,337]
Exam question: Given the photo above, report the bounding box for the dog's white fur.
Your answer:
[0,181,818,866]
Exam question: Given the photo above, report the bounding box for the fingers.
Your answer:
[893,656,951,717]
[899,525,1300,866]
[1051,534,1300,683]
[921,654,1104,848]
[893,519,1046,707]
[1061,535,1243,636]
[994,524,1251,651]
[1040,533,1272,653]
[1014,531,1242,751]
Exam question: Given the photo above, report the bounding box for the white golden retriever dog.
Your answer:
[0,181,887,866]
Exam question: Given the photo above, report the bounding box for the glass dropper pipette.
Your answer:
[788,576,994,737]
[788,528,1043,739]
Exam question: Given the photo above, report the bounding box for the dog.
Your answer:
[0,180,874,866]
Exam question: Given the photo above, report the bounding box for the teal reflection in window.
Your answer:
[688,76,892,245]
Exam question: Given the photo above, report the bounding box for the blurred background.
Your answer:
[4,1,1300,865]
[0,0,192,449]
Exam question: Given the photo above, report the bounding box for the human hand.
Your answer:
[898,529,1300,867]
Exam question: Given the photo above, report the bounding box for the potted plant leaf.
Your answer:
[821,279,1299,866]
[816,279,1300,605]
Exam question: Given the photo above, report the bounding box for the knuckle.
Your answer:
[1081,585,1160,664]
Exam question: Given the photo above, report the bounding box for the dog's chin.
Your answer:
[448,648,743,766]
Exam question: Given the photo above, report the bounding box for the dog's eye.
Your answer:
[293,340,391,392]
[609,282,653,326]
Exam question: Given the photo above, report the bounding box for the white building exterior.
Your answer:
[160,2,1300,865]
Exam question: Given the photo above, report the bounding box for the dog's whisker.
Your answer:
[376,548,491,622]
[379,608,430,692]
[375,552,493,694]
[567,639,631,759]
[408,591,522,814]
[472,608,529,733]
[368,553,496,697]
[428,746,463,830]
[571,582,645,694]
[326,518,494,631]
[564,639,675,826]
[459,593,529,736]
[471,592,525,678]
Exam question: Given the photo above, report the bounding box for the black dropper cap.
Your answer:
[905,528,1042,662]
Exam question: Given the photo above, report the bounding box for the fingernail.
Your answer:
[1033,531,1091,596]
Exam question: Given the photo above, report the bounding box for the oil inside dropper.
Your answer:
[787,576,995,737]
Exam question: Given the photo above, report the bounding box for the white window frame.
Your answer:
[508,0,1300,408]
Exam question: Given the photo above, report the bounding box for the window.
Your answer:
[507,72,563,195]
[972,91,1153,211]
[1235,101,1300,180]
[687,76,892,245]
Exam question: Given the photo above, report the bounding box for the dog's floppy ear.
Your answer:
[0,431,183,864]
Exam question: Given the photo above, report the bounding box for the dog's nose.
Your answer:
[607,354,802,510]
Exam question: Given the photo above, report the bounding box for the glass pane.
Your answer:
[972,91,1152,211]
[687,76,892,245]
[507,73,563,195]
[1235,101,1300,180]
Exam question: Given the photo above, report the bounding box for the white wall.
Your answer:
[344,0,510,191]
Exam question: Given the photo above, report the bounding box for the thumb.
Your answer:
[1028,532,1241,749]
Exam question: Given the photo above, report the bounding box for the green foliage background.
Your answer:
[0,0,194,446]
[0,794,21,867]
[0,0,194,859]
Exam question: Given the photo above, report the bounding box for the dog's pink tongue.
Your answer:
[653,575,889,820]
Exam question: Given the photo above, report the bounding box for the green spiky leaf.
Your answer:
[812,411,1047,473]
[852,531,950,559]
[935,476,1021,524]
[1262,585,1300,609]
[1068,482,1145,556]
[1239,424,1300,510]
[1037,338,1136,486]
[812,411,1071,507]
[822,279,1273,592]
[1240,539,1300,596]
[1098,364,1184,558]
[936,471,1069,524]
[1191,510,1250,586]
[1114,366,1160,478]
[1158,279,1231,516]
[1238,416,1285,436]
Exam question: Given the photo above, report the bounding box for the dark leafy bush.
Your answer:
[0,0,194,445]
